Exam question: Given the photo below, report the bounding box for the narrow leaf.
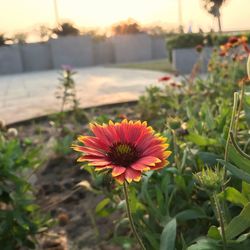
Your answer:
[160,218,177,250]
[225,202,250,240]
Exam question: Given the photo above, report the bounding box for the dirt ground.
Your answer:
[13,103,139,250]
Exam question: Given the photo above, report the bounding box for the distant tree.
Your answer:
[12,33,27,44]
[144,25,170,36]
[39,25,53,41]
[53,22,79,37]
[0,33,6,46]
[202,0,227,32]
[111,19,142,35]
[80,29,107,41]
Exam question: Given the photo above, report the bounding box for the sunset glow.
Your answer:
[0,0,249,35]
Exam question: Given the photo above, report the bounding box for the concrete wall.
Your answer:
[0,34,168,75]
[0,45,23,74]
[111,34,152,63]
[21,42,52,72]
[172,47,213,74]
[93,40,114,65]
[49,35,94,69]
[151,36,167,59]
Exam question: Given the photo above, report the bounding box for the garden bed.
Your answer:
[2,36,250,250]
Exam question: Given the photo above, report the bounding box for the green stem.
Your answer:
[172,129,181,170]
[224,92,239,176]
[221,92,239,225]
[212,193,227,250]
[235,84,245,133]
[123,182,146,250]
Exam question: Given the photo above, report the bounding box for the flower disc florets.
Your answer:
[72,120,171,184]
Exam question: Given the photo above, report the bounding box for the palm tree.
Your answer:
[202,0,227,32]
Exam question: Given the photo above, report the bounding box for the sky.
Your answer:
[0,0,249,36]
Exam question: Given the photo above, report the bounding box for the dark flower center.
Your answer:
[108,142,139,167]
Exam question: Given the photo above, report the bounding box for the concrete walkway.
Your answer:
[0,67,167,125]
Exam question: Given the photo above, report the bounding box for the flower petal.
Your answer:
[131,163,150,171]
[114,174,125,184]
[125,168,142,183]
[79,136,109,151]
[135,156,161,166]
[112,166,126,177]
[72,145,105,156]
[95,165,113,171]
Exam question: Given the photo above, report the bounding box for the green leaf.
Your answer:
[186,133,217,146]
[247,56,250,79]
[176,208,208,222]
[242,182,250,201]
[187,237,221,250]
[197,152,220,167]
[175,175,186,190]
[204,104,216,130]
[144,230,160,250]
[160,218,177,250]
[128,186,144,213]
[228,143,250,174]
[218,187,248,207]
[141,171,163,221]
[207,226,221,240]
[244,92,250,126]
[225,202,250,240]
[95,198,111,217]
[217,160,250,184]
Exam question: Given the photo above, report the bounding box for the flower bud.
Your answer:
[0,119,6,131]
[168,117,181,130]
[7,128,18,138]
[194,166,225,193]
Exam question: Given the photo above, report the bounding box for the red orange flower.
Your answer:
[228,36,239,45]
[158,75,171,82]
[72,120,171,184]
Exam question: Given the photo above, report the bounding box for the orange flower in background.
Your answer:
[239,36,248,44]
[72,120,171,184]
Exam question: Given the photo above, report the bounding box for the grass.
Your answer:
[107,59,174,73]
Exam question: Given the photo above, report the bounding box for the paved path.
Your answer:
[0,67,167,125]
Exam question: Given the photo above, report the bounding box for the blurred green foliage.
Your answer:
[167,32,250,61]
[0,132,51,249]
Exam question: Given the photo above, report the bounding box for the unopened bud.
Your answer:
[194,166,225,193]
[0,119,6,130]
[7,128,18,138]
[168,117,181,130]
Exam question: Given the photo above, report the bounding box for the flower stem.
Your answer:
[212,193,227,250]
[224,92,239,178]
[123,182,146,250]
[235,84,245,132]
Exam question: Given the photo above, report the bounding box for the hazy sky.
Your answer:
[0,0,249,34]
